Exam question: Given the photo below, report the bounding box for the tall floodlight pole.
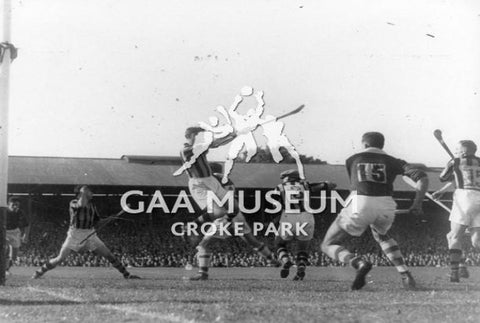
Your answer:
[0,0,12,286]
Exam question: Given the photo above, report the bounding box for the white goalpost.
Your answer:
[0,0,12,286]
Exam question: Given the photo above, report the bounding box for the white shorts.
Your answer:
[6,228,21,249]
[337,194,397,237]
[189,176,230,217]
[450,189,480,228]
[205,213,252,240]
[279,211,315,242]
[61,228,106,252]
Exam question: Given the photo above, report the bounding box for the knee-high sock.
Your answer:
[38,261,56,274]
[109,258,129,277]
[449,249,462,271]
[276,245,290,265]
[197,247,210,274]
[322,244,354,265]
[379,239,408,273]
[296,251,309,269]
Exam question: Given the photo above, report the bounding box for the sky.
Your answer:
[2,0,480,166]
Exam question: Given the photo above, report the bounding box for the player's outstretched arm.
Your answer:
[409,176,429,215]
[210,132,237,148]
[431,181,453,200]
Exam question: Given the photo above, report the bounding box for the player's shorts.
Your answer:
[450,189,480,228]
[189,176,231,217]
[6,228,21,249]
[336,194,397,237]
[204,213,252,240]
[279,211,315,242]
[61,228,106,252]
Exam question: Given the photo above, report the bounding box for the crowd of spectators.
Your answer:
[13,215,480,269]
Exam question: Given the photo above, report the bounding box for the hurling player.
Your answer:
[321,132,428,290]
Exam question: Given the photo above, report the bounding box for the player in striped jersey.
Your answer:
[438,140,480,282]
[33,185,140,279]
[321,132,428,290]
[186,163,276,280]
[273,170,336,280]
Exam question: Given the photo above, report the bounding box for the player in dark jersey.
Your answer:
[5,196,29,275]
[321,132,428,290]
[33,185,139,279]
[177,126,238,219]
[436,140,480,282]
[273,170,336,280]
[185,163,276,280]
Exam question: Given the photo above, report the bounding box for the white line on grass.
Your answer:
[27,286,195,323]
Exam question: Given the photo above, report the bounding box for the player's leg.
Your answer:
[6,246,18,272]
[33,245,72,278]
[446,222,468,282]
[275,235,293,278]
[293,240,309,281]
[189,235,213,280]
[370,228,415,290]
[470,227,480,250]
[293,212,314,280]
[459,234,470,279]
[5,229,20,273]
[93,241,140,279]
[321,215,372,290]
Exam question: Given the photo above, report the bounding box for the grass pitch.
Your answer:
[0,266,479,323]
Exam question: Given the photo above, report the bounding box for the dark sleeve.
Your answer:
[439,160,455,182]
[398,159,428,182]
[92,205,101,225]
[345,157,353,179]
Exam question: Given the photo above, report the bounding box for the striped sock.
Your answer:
[110,258,129,277]
[379,239,408,273]
[277,246,290,265]
[38,261,55,274]
[323,245,353,264]
[296,251,309,269]
[449,249,462,271]
[198,254,210,274]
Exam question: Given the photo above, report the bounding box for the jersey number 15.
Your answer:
[357,163,387,183]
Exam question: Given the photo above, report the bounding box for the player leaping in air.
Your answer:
[321,132,428,290]
[185,162,277,280]
[273,170,336,280]
[435,140,480,282]
[32,185,140,279]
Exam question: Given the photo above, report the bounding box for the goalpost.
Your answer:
[0,0,12,286]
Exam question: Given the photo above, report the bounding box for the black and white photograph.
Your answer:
[0,0,479,322]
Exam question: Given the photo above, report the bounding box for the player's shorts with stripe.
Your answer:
[204,213,252,240]
[188,176,230,218]
[279,211,314,241]
[61,228,106,252]
[6,228,21,249]
[336,193,397,237]
[450,189,480,228]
